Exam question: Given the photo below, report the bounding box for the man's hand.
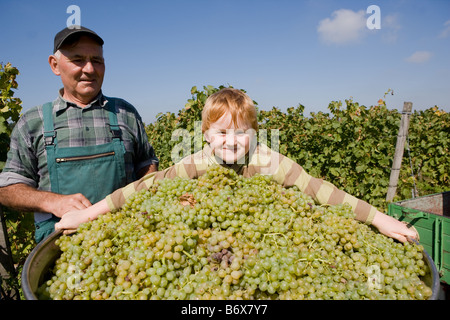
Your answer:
[48,193,92,218]
[0,183,91,217]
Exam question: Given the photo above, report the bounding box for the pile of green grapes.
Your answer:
[37,165,433,300]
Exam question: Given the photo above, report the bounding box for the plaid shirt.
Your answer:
[0,90,159,195]
[106,143,377,224]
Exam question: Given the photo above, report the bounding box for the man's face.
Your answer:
[204,112,256,164]
[49,36,105,106]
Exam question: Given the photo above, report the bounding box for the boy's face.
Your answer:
[204,112,256,164]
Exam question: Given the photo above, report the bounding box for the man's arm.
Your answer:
[136,163,159,179]
[0,184,92,218]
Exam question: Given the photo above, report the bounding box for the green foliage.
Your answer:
[1,63,33,299]
[403,107,449,198]
[257,100,401,209]
[0,62,23,170]
[258,99,449,211]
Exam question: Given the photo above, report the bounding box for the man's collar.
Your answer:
[55,89,106,112]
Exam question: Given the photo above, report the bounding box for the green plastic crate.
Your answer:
[388,191,450,284]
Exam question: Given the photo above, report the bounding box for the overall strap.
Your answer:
[104,98,121,140]
[42,102,57,146]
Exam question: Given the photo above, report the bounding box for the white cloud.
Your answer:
[438,20,450,38]
[405,51,433,63]
[382,14,401,43]
[317,9,367,45]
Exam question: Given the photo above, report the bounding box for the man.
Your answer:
[0,26,159,243]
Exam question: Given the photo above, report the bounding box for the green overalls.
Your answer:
[35,98,127,243]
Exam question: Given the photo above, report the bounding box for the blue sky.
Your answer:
[1,0,449,124]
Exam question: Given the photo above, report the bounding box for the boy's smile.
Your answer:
[204,112,256,164]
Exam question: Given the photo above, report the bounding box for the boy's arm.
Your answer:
[272,156,377,223]
[271,155,417,242]
[106,150,210,211]
[55,170,170,233]
[105,161,192,211]
[55,155,204,233]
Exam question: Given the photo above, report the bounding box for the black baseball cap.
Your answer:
[53,26,104,53]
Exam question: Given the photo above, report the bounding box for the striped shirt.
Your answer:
[106,143,377,224]
[0,90,159,194]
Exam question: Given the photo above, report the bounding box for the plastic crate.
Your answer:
[388,191,450,284]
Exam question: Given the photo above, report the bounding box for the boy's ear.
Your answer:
[203,130,211,143]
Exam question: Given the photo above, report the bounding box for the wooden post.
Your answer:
[0,205,19,300]
[386,102,413,202]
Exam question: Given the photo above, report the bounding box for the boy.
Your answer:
[56,88,417,243]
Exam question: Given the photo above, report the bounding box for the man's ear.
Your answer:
[48,55,61,76]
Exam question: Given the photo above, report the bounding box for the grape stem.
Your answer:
[183,250,193,259]
[308,236,318,249]
[262,232,288,242]
[262,233,289,248]
[363,239,382,255]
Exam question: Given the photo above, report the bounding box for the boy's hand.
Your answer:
[54,199,110,234]
[54,209,88,234]
[371,211,419,243]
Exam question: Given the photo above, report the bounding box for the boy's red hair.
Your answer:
[201,88,258,133]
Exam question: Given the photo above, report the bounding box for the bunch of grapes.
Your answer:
[37,165,433,300]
